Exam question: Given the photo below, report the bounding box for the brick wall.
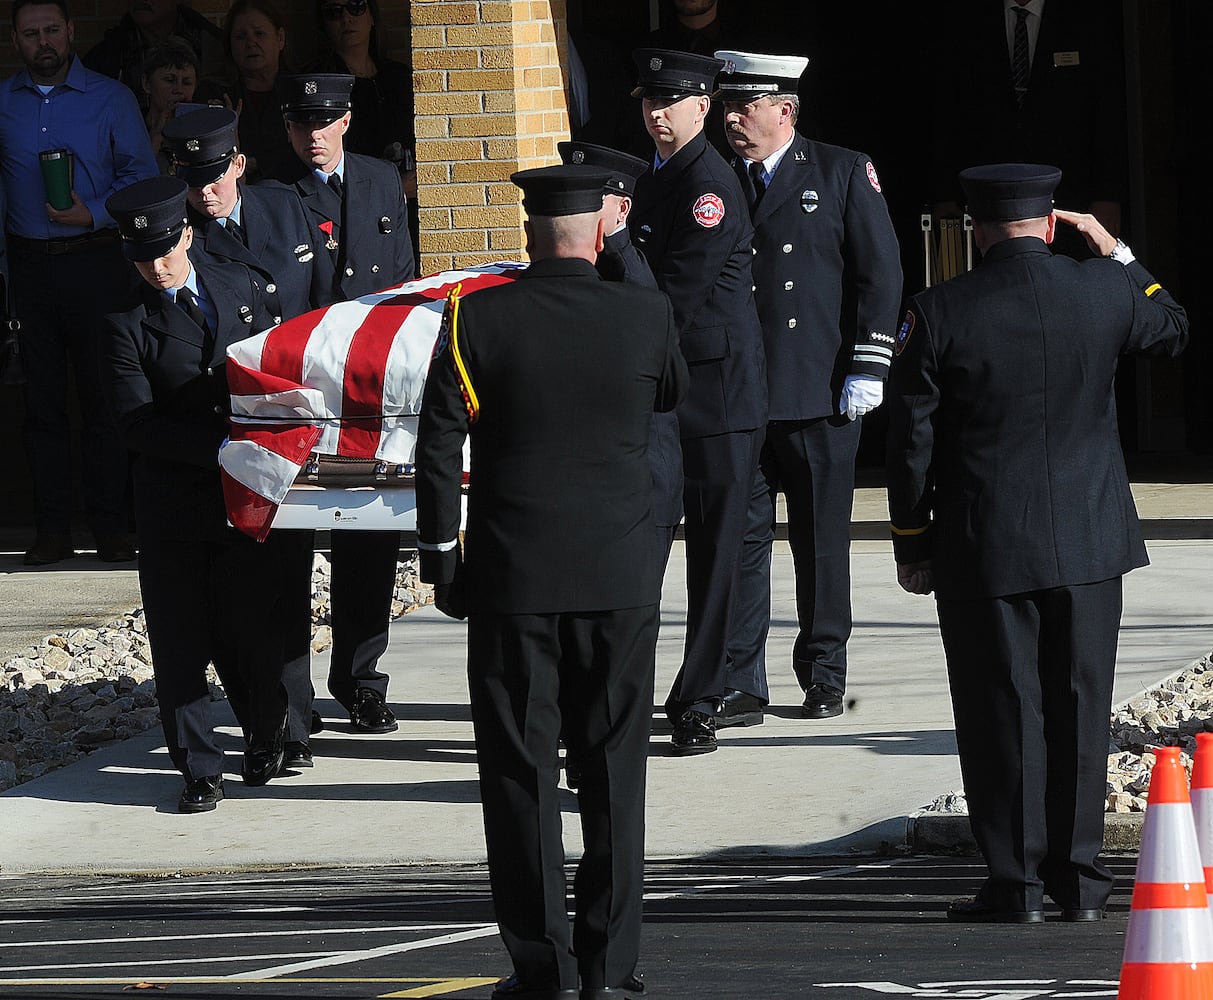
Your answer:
[411,0,570,273]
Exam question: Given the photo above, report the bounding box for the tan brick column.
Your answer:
[411,0,571,274]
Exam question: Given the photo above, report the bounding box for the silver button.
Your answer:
[787,318,797,329]
[782,243,792,253]
[371,264,380,273]
[206,367,214,376]
[273,315,282,324]
[345,267,354,277]
[266,282,277,294]
[751,247,757,255]
[751,285,757,292]
[213,405,223,414]
[784,280,794,291]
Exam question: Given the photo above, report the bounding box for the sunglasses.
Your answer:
[321,0,368,18]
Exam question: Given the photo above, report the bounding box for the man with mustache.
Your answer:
[0,0,157,565]
[714,50,902,726]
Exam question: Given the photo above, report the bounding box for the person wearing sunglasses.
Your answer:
[308,0,417,254]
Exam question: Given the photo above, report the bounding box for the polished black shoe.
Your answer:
[716,688,765,728]
[23,533,75,567]
[95,533,136,563]
[580,973,647,999]
[947,897,1045,923]
[801,683,844,720]
[491,973,578,999]
[309,710,325,735]
[1060,907,1106,922]
[283,740,314,769]
[671,710,717,755]
[178,775,224,813]
[350,687,398,734]
[242,742,285,786]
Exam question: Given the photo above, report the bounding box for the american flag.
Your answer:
[219,263,524,541]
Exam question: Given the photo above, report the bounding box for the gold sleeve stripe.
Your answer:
[1144,283,1162,297]
[446,283,480,424]
[890,524,929,536]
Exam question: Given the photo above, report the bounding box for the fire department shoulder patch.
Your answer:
[866,160,882,193]
[692,192,725,229]
[894,309,914,356]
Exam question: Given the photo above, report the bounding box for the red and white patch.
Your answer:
[692,193,726,229]
[866,161,882,193]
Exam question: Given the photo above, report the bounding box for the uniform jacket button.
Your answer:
[751,247,757,255]
[752,285,757,292]
[371,264,380,273]
[782,243,793,253]
[788,318,797,329]
[345,267,355,277]
[266,282,277,294]
[213,405,224,414]
[784,280,794,290]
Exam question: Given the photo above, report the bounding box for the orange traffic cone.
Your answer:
[1193,733,1213,911]
[1119,746,1213,999]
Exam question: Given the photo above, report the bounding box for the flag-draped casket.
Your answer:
[219,262,526,541]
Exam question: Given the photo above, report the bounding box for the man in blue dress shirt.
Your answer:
[0,0,157,565]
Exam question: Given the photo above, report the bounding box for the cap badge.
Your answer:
[722,59,736,74]
[134,216,148,229]
[571,150,585,164]
[305,80,318,95]
[186,139,200,152]
[650,57,662,71]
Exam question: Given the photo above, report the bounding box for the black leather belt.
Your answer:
[5,230,120,256]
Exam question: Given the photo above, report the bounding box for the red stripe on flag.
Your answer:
[226,357,313,399]
[376,272,515,309]
[260,306,327,385]
[1130,880,1210,910]
[336,304,400,458]
[221,469,280,543]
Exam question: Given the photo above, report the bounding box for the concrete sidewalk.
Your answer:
[2,526,1210,874]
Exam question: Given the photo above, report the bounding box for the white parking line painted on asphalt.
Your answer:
[2,952,331,973]
[644,859,913,900]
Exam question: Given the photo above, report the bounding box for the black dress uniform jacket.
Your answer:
[191,183,322,322]
[630,131,767,437]
[886,237,1188,598]
[741,133,902,418]
[416,257,688,614]
[598,226,683,530]
[273,151,415,305]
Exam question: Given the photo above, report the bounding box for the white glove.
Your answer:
[839,375,884,421]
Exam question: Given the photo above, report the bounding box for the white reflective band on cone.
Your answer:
[1123,907,1213,964]
[1138,802,1207,884]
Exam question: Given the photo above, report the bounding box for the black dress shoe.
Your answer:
[671,710,717,755]
[801,683,844,719]
[716,688,765,728]
[947,897,1045,923]
[580,973,646,999]
[178,775,224,813]
[350,688,398,734]
[564,755,582,790]
[242,742,285,786]
[1061,907,1106,922]
[492,973,578,998]
[95,533,136,562]
[310,710,325,735]
[283,740,314,769]
[23,533,75,567]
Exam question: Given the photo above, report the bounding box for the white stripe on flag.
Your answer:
[219,437,309,505]
[229,386,329,422]
[1123,907,1213,963]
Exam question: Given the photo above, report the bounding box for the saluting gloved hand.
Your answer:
[839,375,884,421]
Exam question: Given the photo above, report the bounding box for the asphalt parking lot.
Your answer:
[0,855,1134,999]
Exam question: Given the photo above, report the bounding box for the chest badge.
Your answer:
[378,216,393,234]
[800,190,819,214]
[319,220,338,251]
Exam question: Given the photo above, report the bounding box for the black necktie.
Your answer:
[1011,5,1031,109]
[327,173,344,199]
[748,160,767,209]
[177,286,209,335]
[226,218,247,248]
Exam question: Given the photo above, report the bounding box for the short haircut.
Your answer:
[142,36,200,79]
[771,92,799,126]
[12,0,71,28]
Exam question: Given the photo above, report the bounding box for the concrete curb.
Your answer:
[908,812,1144,854]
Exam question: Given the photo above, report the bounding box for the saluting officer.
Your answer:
[714,50,903,726]
[628,48,768,756]
[272,72,418,735]
[557,139,683,565]
[162,105,322,768]
[101,176,293,812]
[886,164,1188,922]
[416,164,688,1000]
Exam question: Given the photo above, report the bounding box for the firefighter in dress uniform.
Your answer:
[886,164,1188,921]
[101,176,293,812]
[271,73,417,735]
[162,105,322,769]
[628,48,768,756]
[416,164,688,1000]
[714,50,903,726]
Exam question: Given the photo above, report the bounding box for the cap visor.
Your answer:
[177,162,230,188]
[631,85,696,99]
[283,108,346,124]
[123,228,184,262]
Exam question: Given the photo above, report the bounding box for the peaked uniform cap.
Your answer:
[510,165,613,218]
[959,163,1062,222]
[713,49,809,99]
[163,107,239,188]
[631,48,723,99]
[106,176,191,262]
[280,73,355,122]
[557,141,648,196]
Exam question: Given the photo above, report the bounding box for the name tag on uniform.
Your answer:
[1053,51,1080,67]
